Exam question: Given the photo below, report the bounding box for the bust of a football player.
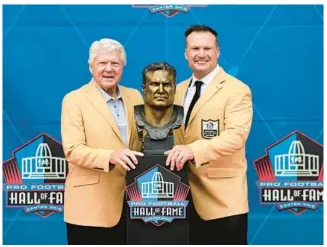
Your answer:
[134,62,183,152]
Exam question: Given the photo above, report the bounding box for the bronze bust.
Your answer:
[127,62,189,245]
[134,62,183,153]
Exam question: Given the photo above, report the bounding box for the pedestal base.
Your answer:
[126,154,189,245]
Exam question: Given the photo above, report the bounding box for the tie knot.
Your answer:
[195,80,203,91]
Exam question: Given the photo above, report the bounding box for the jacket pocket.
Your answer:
[206,168,244,178]
[70,173,100,187]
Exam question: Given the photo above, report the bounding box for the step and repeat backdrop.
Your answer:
[3,4,323,245]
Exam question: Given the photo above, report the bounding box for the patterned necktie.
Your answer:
[184,80,203,128]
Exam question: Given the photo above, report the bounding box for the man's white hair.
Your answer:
[88,38,127,66]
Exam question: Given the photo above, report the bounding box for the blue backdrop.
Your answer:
[3,4,324,245]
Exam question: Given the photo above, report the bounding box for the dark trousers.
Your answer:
[66,204,127,245]
[189,200,248,245]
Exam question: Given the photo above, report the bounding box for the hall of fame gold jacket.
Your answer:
[174,68,253,220]
[61,80,143,227]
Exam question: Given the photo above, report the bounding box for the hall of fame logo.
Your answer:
[3,133,68,218]
[201,119,219,139]
[254,131,323,215]
[126,165,189,226]
[132,5,207,18]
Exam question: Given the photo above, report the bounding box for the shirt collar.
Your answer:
[97,85,122,103]
[190,64,220,88]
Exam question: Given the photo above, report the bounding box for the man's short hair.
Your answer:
[88,38,127,66]
[185,25,218,45]
[142,62,177,89]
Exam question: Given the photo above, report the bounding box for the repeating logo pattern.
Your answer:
[3,133,68,218]
[254,131,323,215]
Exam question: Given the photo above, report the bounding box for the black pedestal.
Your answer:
[126,153,189,245]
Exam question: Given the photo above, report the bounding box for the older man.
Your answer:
[61,38,143,245]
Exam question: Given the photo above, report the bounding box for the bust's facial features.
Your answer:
[143,70,175,108]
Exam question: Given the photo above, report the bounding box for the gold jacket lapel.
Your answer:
[187,68,227,127]
[85,80,124,144]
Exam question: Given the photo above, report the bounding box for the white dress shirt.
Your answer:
[183,65,220,123]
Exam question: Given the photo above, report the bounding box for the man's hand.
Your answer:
[164,145,194,171]
[110,149,144,171]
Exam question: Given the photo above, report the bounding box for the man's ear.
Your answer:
[216,46,220,59]
[89,64,93,74]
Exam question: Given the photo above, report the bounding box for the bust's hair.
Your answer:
[142,62,177,88]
